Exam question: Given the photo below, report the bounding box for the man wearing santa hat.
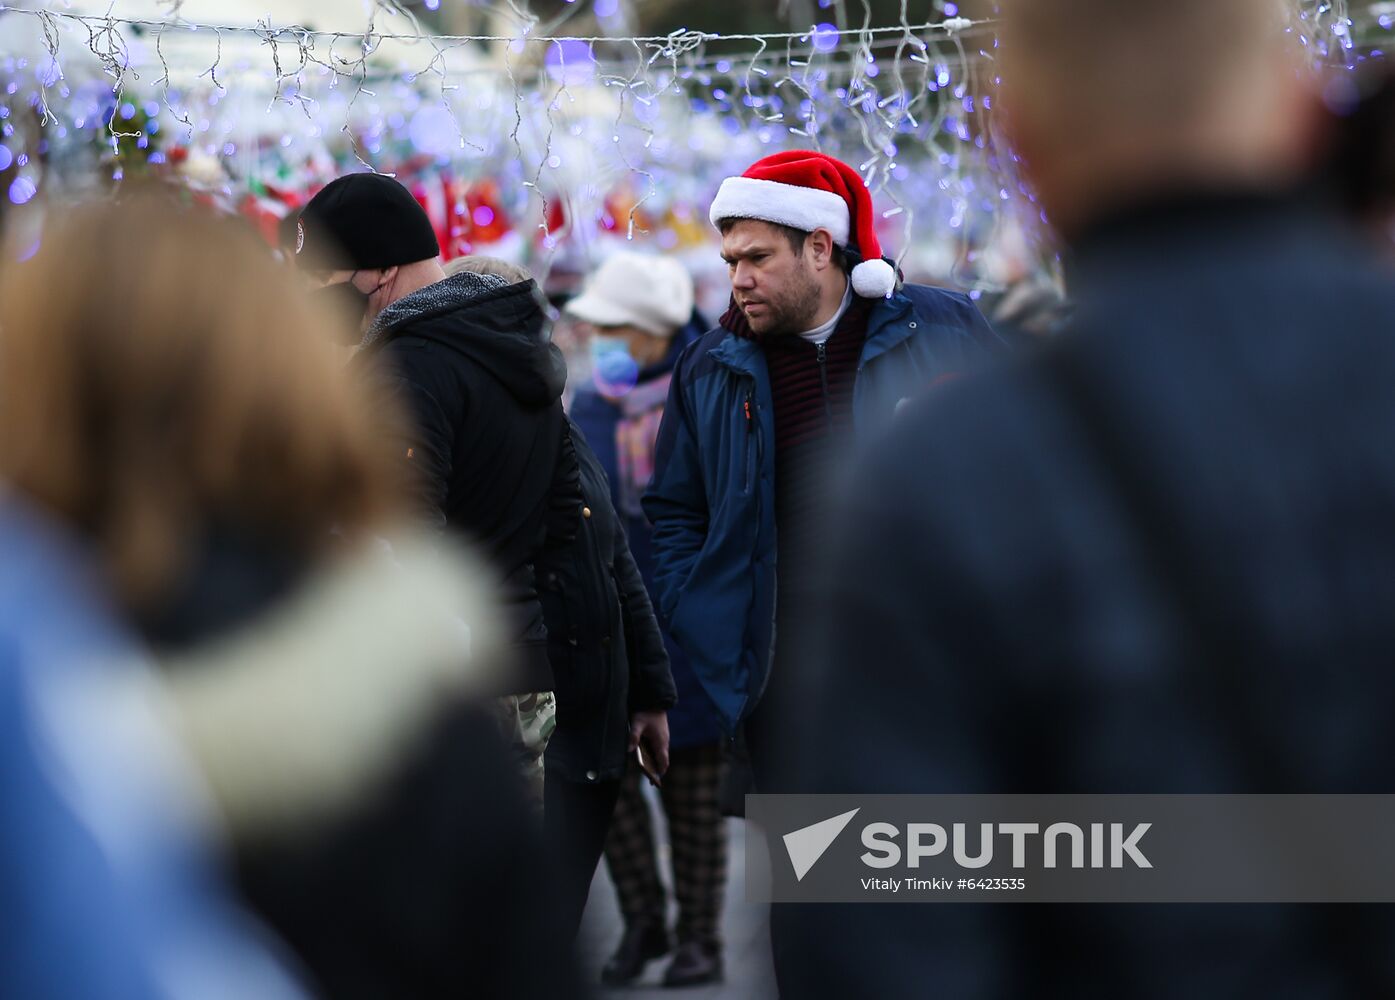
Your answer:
[643,150,1005,799]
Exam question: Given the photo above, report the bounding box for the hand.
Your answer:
[628,710,671,776]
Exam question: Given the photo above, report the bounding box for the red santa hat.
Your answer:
[708,150,898,298]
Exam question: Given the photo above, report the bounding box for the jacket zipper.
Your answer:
[742,386,756,493]
[749,377,775,724]
[816,340,833,428]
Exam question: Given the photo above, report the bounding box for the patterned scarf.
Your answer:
[609,374,673,519]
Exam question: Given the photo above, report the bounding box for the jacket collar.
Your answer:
[708,330,765,376]
[857,290,916,366]
[1066,187,1320,292]
[361,271,511,350]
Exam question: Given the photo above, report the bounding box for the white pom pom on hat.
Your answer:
[709,150,898,298]
[850,257,897,298]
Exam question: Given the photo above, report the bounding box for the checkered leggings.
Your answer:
[602,741,727,948]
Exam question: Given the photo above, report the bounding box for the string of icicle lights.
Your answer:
[0,0,1381,289]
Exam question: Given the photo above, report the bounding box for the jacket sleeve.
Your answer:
[546,415,585,548]
[372,348,455,534]
[639,347,709,622]
[907,286,1011,373]
[612,503,677,713]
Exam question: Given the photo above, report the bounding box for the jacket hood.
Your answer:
[365,271,568,408]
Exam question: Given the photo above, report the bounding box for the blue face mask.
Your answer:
[590,334,640,395]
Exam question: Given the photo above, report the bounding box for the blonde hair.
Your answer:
[0,191,402,611]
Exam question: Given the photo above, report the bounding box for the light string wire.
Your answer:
[0,0,993,278]
[0,5,994,47]
[0,0,1375,287]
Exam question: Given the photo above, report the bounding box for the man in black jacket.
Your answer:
[298,173,564,694]
[448,256,678,947]
[791,1,1395,997]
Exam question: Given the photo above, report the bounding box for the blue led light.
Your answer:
[9,176,36,205]
[812,24,840,54]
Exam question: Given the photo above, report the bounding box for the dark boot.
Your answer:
[600,919,671,986]
[662,941,723,988]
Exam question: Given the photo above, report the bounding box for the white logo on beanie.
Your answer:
[295,219,305,255]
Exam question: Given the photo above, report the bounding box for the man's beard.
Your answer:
[739,262,822,337]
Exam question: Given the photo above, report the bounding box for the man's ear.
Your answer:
[379,265,400,288]
[807,228,837,271]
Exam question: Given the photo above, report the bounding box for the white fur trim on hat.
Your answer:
[709,176,851,245]
[851,257,897,298]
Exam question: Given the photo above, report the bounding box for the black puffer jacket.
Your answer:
[540,421,677,784]
[358,272,574,693]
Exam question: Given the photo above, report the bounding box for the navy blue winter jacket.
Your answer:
[642,284,1003,732]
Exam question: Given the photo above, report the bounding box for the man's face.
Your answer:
[305,267,393,334]
[306,267,385,295]
[720,219,822,337]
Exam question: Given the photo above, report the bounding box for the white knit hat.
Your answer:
[565,252,695,336]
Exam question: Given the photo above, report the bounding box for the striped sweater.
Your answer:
[721,296,872,609]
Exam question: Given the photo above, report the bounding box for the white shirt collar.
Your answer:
[798,280,854,346]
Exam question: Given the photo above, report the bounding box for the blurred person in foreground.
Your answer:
[643,150,1004,805]
[0,500,307,997]
[565,253,731,988]
[451,256,678,948]
[792,0,1395,996]
[0,194,564,999]
[1328,63,1395,254]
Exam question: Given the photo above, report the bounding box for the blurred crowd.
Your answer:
[5,1,1395,998]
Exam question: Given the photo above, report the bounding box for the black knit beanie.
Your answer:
[296,172,440,271]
